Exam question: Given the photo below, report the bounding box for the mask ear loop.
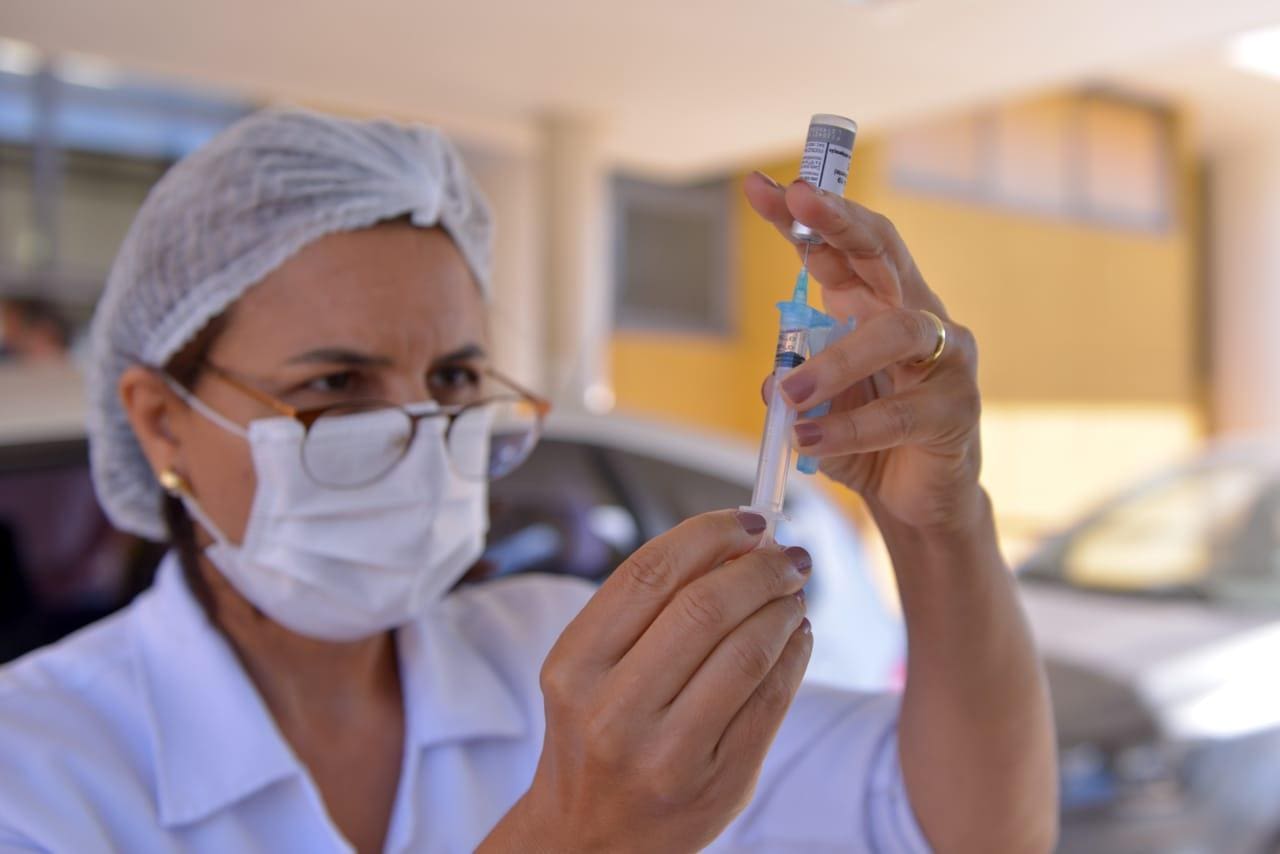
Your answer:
[156,376,247,549]
[158,466,235,550]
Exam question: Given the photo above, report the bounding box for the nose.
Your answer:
[384,374,433,407]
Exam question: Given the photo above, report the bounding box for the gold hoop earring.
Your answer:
[159,468,191,497]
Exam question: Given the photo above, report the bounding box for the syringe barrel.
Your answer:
[749,324,809,516]
[750,376,797,514]
[791,113,858,244]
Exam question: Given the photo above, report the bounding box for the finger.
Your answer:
[712,618,813,767]
[784,181,910,308]
[792,383,980,457]
[745,174,861,282]
[619,545,812,707]
[778,309,944,410]
[744,170,796,240]
[561,509,769,668]
[666,590,809,749]
[765,373,879,427]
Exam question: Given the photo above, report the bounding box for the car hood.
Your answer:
[1019,579,1280,740]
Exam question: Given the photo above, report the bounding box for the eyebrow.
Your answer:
[435,343,488,364]
[283,343,488,367]
[285,348,394,367]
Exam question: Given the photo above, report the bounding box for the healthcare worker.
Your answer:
[0,109,1056,853]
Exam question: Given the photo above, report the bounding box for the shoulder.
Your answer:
[440,572,596,668]
[711,687,928,853]
[0,602,156,831]
[0,603,140,725]
[446,573,596,637]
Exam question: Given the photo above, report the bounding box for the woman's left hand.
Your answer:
[744,174,984,534]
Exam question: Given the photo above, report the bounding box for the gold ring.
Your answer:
[912,310,947,368]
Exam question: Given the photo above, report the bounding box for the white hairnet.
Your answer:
[87,106,494,540]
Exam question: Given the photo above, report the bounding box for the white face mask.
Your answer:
[172,390,489,642]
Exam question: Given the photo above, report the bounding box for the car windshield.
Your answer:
[1025,458,1280,606]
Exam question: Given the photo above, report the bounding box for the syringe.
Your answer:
[742,264,827,538]
[741,114,858,540]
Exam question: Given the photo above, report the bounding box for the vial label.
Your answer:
[798,124,856,197]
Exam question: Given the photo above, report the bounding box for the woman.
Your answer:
[0,109,1056,852]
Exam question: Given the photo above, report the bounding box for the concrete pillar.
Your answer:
[1210,138,1280,435]
[538,113,615,413]
[463,146,545,391]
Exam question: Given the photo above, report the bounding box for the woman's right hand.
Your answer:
[480,509,813,854]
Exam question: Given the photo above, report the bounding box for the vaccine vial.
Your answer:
[790,114,858,244]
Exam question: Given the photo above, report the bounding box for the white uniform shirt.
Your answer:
[0,556,930,853]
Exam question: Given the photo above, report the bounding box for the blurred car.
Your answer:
[471,413,904,692]
[0,435,163,661]
[1018,441,1280,854]
[0,412,905,692]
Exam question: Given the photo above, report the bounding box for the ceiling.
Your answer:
[7,0,1280,176]
[1120,43,1280,153]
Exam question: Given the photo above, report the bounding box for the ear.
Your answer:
[118,365,187,480]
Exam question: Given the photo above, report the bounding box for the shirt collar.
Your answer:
[133,555,300,827]
[133,556,528,828]
[397,593,528,750]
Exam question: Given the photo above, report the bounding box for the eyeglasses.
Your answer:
[193,362,551,489]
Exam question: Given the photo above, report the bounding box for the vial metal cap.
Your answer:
[791,223,825,244]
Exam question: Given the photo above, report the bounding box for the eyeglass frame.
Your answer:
[171,360,552,487]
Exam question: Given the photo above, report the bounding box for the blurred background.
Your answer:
[5,0,1280,850]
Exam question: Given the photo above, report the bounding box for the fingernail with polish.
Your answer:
[795,587,807,605]
[801,618,812,636]
[753,170,782,189]
[784,546,812,575]
[793,421,823,448]
[781,373,814,404]
[736,510,768,535]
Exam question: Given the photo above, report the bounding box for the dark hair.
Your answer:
[2,296,73,348]
[158,313,230,611]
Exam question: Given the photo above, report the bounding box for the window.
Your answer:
[1,145,170,305]
[1077,97,1171,229]
[612,174,733,334]
[890,91,1174,232]
[0,52,252,327]
[992,98,1073,213]
[889,111,989,198]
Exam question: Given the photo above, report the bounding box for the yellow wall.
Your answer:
[611,95,1204,556]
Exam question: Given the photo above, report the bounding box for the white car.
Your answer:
[1019,440,1280,854]
[0,406,907,693]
